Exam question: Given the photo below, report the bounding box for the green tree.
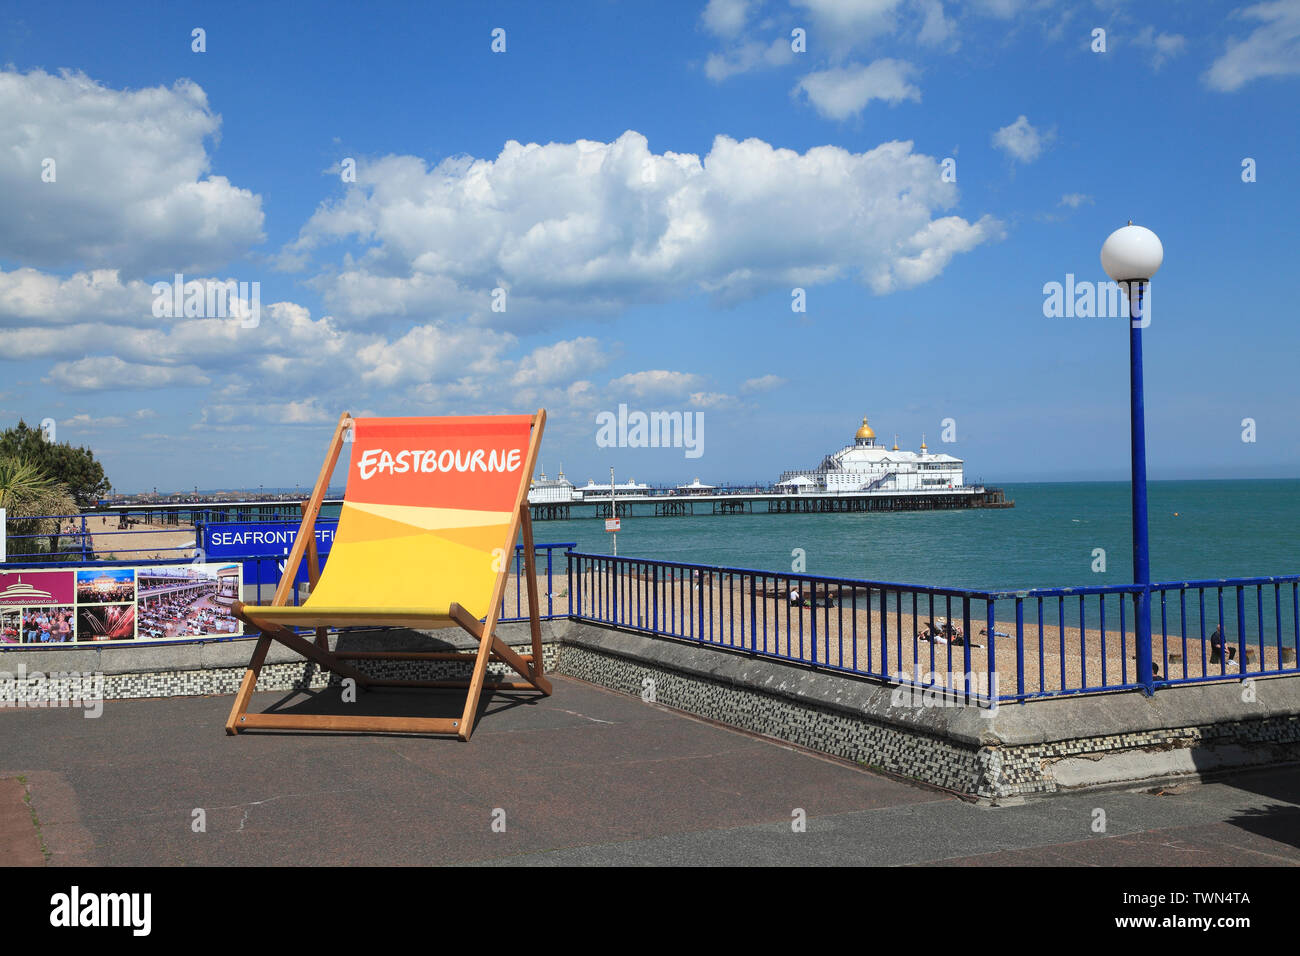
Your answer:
[0,420,111,509]
[0,457,80,560]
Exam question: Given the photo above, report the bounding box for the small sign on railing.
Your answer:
[604,517,620,532]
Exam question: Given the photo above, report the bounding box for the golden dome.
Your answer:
[855,417,876,441]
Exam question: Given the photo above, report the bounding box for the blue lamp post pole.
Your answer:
[1102,224,1164,696]
[1128,281,1153,694]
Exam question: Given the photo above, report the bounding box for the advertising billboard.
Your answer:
[0,564,243,645]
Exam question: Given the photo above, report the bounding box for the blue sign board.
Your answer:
[201,522,337,588]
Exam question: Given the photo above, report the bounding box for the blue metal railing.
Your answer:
[1,510,202,563]
[565,552,1300,703]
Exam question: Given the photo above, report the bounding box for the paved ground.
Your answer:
[2,675,1299,866]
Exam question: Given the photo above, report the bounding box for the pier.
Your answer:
[528,485,1012,521]
[97,485,1013,526]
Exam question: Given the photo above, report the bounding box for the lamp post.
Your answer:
[1101,222,1164,694]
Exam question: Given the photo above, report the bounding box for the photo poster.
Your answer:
[0,563,244,645]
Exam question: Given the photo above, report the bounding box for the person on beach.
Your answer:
[1210,625,1237,667]
[919,621,948,644]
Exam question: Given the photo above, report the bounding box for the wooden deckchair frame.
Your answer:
[225,409,550,740]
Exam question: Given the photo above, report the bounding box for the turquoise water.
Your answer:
[527,480,1300,591]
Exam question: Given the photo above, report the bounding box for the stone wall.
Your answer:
[554,621,1300,803]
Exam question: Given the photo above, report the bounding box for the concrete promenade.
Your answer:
[2,676,1298,866]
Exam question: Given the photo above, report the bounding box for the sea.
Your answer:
[520,479,1300,591]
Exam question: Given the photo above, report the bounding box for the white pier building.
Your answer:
[777,418,963,493]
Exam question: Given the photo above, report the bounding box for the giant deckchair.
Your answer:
[225,410,550,740]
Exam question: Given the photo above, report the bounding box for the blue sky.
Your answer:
[1,0,1298,493]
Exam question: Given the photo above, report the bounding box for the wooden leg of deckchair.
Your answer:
[259,622,374,689]
[449,604,550,695]
[491,634,552,694]
[226,634,272,735]
[314,628,329,652]
[457,628,494,742]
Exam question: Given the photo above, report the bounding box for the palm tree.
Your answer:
[0,457,79,560]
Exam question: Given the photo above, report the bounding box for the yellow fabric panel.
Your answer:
[306,525,507,619]
[328,504,430,546]
[425,524,514,553]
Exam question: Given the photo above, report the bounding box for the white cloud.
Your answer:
[62,414,128,429]
[1133,26,1187,70]
[1059,193,1093,208]
[355,323,517,388]
[916,0,957,47]
[0,268,155,326]
[791,0,904,50]
[1205,0,1300,92]
[740,374,787,392]
[702,0,752,37]
[0,69,264,275]
[705,37,796,80]
[992,115,1052,163]
[969,0,1036,17]
[608,370,705,399]
[44,356,211,391]
[511,337,612,387]
[290,131,997,317]
[689,391,734,408]
[201,400,334,426]
[872,216,1003,291]
[794,59,921,119]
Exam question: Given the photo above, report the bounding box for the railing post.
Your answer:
[697,570,704,644]
[809,580,818,665]
[1015,597,1025,699]
[1236,586,1247,671]
[567,552,575,619]
[651,563,658,635]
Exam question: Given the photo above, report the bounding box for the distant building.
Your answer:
[529,467,577,503]
[777,417,964,493]
[675,478,715,495]
[575,478,648,498]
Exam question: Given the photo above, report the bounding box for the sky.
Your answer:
[1,0,1298,494]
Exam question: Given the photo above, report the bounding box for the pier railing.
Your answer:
[0,510,200,563]
[565,553,1300,703]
